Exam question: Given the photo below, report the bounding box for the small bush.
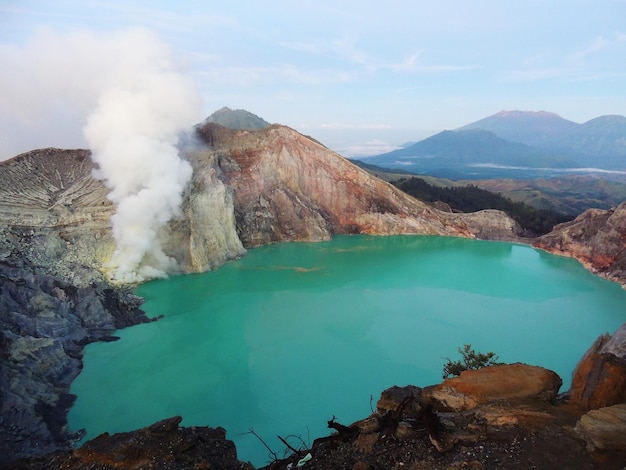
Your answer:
[442,344,502,379]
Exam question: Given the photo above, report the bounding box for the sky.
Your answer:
[1,0,626,159]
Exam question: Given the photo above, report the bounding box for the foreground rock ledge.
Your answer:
[6,416,254,470]
[9,363,626,470]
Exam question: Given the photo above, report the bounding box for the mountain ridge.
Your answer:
[361,110,626,178]
[460,110,626,157]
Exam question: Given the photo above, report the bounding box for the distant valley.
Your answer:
[357,110,626,180]
[351,110,626,221]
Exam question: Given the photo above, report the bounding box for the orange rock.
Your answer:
[569,325,626,412]
[424,363,562,412]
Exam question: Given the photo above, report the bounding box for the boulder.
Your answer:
[575,404,626,452]
[570,323,626,411]
[423,363,562,412]
[376,385,423,416]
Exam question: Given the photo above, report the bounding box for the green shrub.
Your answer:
[442,344,502,379]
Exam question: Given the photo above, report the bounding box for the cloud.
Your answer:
[336,139,402,158]
[0,29,109,157]
[502,66,579,82]
[195,63,351,87]
[320,123,393,130]
[570,35,614,63]
[506,31,626,83]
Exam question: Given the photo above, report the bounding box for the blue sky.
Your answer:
[1,0,626,158]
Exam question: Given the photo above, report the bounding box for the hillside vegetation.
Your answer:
[394,177,572,236]
[353,160,626,218]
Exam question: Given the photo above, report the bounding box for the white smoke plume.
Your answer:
[0,28,202,282]
[83,30,201,282]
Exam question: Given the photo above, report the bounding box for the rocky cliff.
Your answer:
[195,123,523,246]
[535,202,626,285]
[1,125,523,282]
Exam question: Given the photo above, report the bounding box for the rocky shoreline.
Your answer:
[0,257,150,463]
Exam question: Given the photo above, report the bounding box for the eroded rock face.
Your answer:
[0,263,148,464]
[0,149,116,280]
[0,147,245,280]
[535,202,626,285]
[161,150,246,273]
[423,363,562,412]
[570,323,626,411]
[195,123,522,247]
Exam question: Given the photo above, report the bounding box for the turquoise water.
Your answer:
[68,235,626,467]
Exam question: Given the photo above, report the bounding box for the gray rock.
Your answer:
[575,404,626,452]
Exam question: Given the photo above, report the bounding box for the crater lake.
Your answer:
[68,235,626,466]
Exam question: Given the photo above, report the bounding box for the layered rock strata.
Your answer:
[195,123,525,246]
[535,202,626,285]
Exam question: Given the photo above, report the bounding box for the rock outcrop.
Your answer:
[6,416,254,470]
[570,323,626,411]
[535,202,626,285]
[0,262,148,463]
[575,404,626,453]
[423,363,562,412]
[263,367,622,470]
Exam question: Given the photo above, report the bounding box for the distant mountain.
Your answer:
[570,115,626,157]
[459,110,579,148]
[460,110,626,158]
[362,128,582,177]
[204,106,270,130]
[361,110,626,179]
